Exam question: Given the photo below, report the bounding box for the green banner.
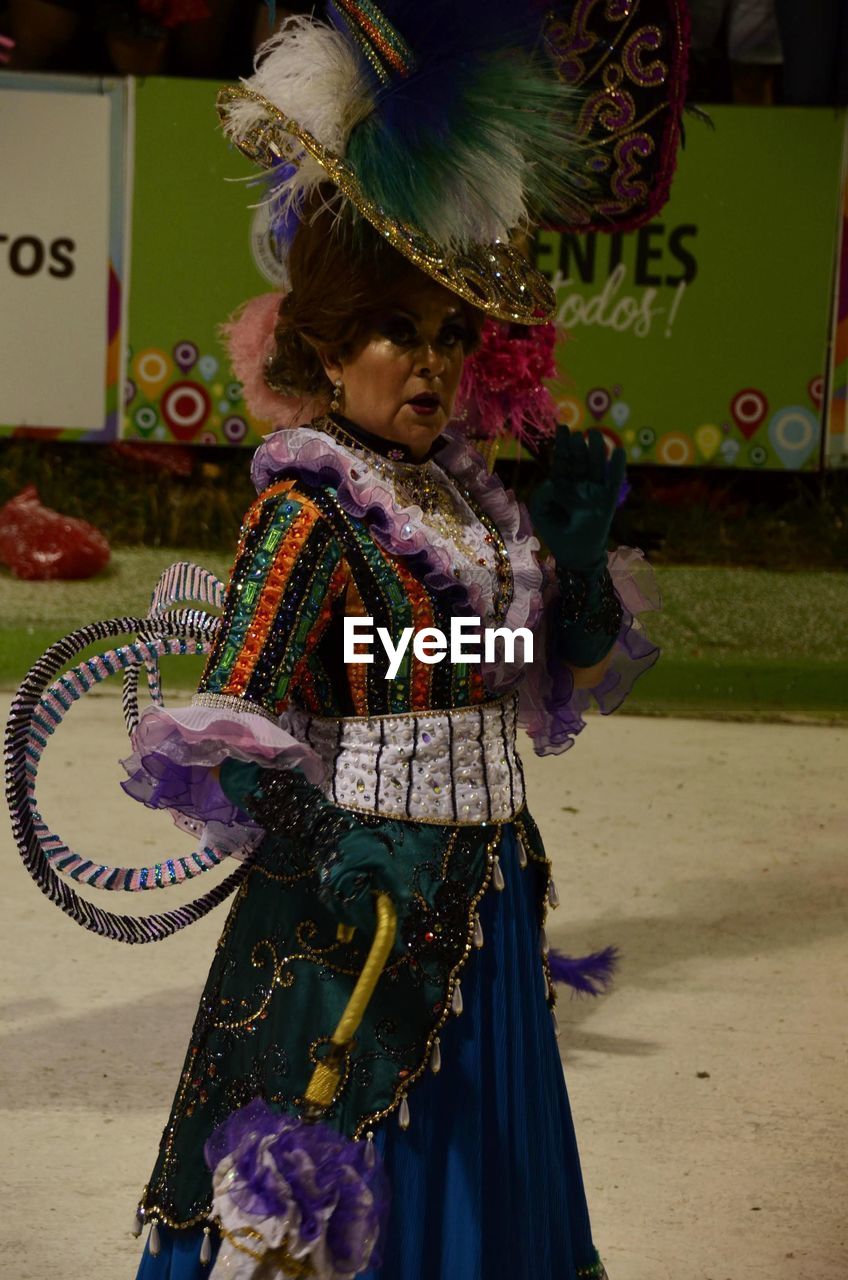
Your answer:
[124,77,272,448]
[533,107,846,470]
[825,123,848,467]
[125,88,845,471]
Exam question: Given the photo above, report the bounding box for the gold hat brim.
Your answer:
[217,84,555,326]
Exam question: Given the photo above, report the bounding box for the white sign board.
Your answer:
[0,87,111,430]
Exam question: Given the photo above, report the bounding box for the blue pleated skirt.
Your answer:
[135,825,603,1279]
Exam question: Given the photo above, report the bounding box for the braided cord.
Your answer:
[122,561,225,736]
[5,611,250,945]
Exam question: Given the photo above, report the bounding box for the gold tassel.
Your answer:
[303,894,398,1110]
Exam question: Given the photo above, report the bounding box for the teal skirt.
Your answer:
[135,825,605,1279]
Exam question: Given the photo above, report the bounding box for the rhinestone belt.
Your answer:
[296,691,525,825]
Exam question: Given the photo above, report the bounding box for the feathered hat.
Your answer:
[217,0,689,327]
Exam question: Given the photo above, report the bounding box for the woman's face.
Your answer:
[321,281,473,461]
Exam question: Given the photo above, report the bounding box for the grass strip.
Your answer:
[1,555,846,721]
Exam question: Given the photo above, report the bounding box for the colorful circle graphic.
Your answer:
[586,387,611,420]
[222,414,248,444]
[767,405,818,469]
[694,423,722,461]
[637,426,656,448]
[730,388,768,439]
[556,397,585,431]
[133,404,158,436]
[173,341,199,373]
[133,348,174,398]
[656,432,695,466]
[161,381,211,441]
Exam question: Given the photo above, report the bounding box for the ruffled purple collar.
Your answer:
[251,420,544,692]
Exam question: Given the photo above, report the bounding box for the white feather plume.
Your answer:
[220,16,375,227]
[219,13,585,253]
[230,17,374,154]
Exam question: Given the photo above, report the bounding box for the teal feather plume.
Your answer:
[344,51,589,248]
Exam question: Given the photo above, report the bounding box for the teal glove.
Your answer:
[528,427,626,666]
[220,758,410,938]
[318,823,412,937]
[528,425,626,573]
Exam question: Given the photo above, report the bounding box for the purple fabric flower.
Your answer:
[205,1098,389,1278]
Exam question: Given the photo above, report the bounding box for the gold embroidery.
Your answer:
[353,823,503,1138]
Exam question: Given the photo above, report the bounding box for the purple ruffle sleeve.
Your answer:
[120,699,327,834]
[518,546,660,756]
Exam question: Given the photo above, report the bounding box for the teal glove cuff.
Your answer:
[554,562,623,667]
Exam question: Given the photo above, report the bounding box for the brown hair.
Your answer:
[265,189,483,400]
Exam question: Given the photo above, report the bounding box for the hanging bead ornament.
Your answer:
[149,1221,161,1258]
[330,379,343,413]
[452,981,464,1015]
[131,1208,144,1239]
[200,1228,213,1265]
[473,913,484,948]
[364,1130,377,1168]
[492,855,505,892]
[517,838,528,869]
[540,927,549,956]
[431,1036,442,1074]
[548,877,560,908]
[398,1096,410,1129]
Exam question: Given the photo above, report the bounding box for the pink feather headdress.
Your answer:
[219,292,323,431]
[221,294,562,444]
[455,319,561,449]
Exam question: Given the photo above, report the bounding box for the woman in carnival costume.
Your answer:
[5,2,688,1277]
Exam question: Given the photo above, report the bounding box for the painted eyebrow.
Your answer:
[389,307,464,323]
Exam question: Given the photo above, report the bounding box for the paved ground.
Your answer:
[1,694,846,1280]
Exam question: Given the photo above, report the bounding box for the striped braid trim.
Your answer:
[5,612,249,945]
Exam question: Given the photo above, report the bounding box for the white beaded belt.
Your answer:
[299,691,525,825]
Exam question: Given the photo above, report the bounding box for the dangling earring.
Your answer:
[330,379,343,414]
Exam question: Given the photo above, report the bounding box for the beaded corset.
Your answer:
[285,689,525,825]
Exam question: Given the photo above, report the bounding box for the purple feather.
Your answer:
[548,945,620,996]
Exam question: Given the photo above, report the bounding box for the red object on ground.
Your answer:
[0,487,111,580]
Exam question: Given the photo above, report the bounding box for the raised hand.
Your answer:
[528,426,627,571]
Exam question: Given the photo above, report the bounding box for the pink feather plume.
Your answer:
[218,292,323,430]
[455,319,561,449]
